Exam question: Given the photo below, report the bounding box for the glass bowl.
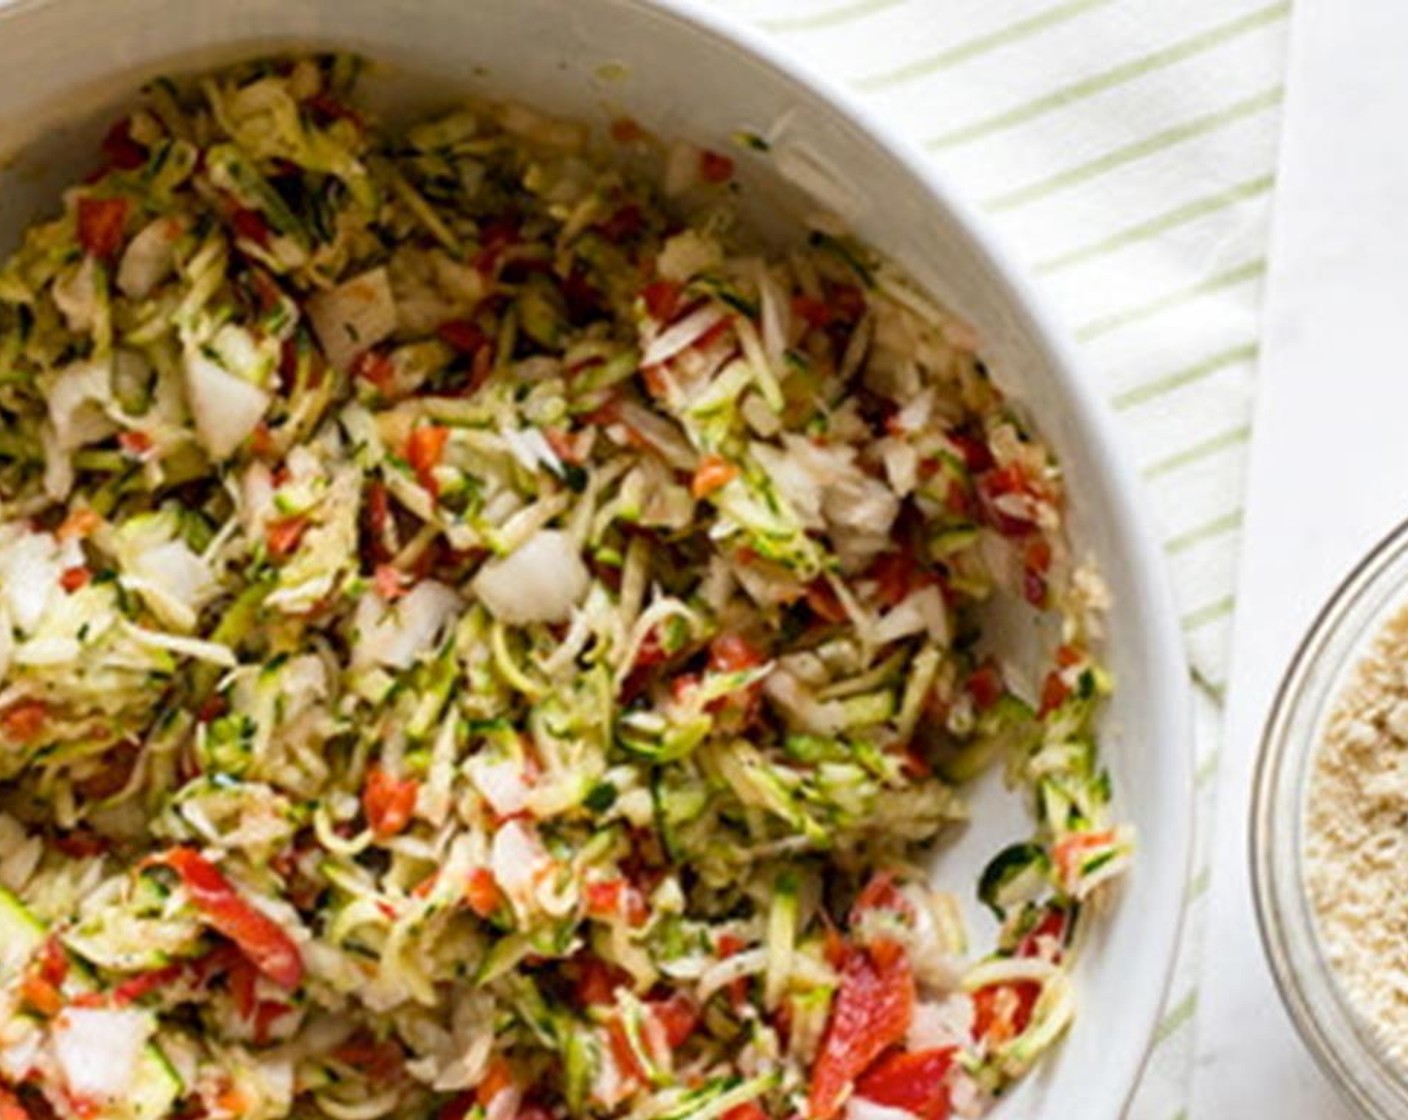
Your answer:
[1253,518,1408,1118]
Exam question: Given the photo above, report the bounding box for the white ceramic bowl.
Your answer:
[0,1,1192,1116]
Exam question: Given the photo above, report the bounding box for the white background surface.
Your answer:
[1193,0,1408,1113]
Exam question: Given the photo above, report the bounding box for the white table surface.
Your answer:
[1192,0,1408,1114]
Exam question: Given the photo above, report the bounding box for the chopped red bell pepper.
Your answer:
[583,878,648,926]
[607,1015,654,1083]
[2,700,48,744]
[575,956,629,1008]
[1052,828,1117,885]
[966,663,1005,711]
[100,118,148,171]
[691,454,739,499]
[854,1048,955,1120]
[230,207,271,249]
[77,196,129,260]
[464,867,502,918]
[374,563,409,602]
[699,149,734,184]
[57,507,103,541]
[791,295,836,330]
[117,429,154,459]
[363,767,419,839]
[850,872,914,926]
[265,515,310,560]
[331,1036,405,1082]
[805,579,849,624]
[407,425,450,496]
[149,847,304,990]
[352,349,399,395]
[971,981,1041,1045]
[1038,670,1070,717]
[112,962,185,1006]
[1017,905,1069,961]
[708,633,765,673]
[437,319,488,355]
[59,566,91,593]
[475,1055,516,1109]
[641,279,683,322]
[808,940,916,1120]
[649,991,699,1048]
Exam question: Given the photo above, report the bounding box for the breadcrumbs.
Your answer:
[1307,598,1408,1066]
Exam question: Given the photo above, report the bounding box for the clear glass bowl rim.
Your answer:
[1252,515,1408,1119]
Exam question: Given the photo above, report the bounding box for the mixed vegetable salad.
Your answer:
[0,54,1133,1120]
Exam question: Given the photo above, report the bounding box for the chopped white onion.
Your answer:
[466,754,531,818]
[127,624,236,667]
[0,528,63,634]
[51,257,100,334]
[307,267,397,373]
[183,349,270,461]
[490,819,549,907]
[501,427,562,475]
[470,529,588,625]
[46,358,115,452]
[352,580,461,670]
[0,1023,42,1082]
[123,538,218,632]
[874,586,950,647]
[641,304,728,367]
[118,217,183,299]
[51,1007,152,1102]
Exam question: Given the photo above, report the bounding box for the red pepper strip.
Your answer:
[808,940,915,1120]
[971,980,1041,1045]
[112,962,185,1006]
[149,847,303,990]
[407,425,450,497]
[854,1048,955,1120]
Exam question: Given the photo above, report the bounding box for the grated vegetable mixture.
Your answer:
[0,55,1132,1120]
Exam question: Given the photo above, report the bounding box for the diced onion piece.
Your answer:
[117,217,182,299]
[466,755,531,818]
[123,539,217,632]
[307,267,397,373]
[183,349,270,461]
[46,358,115,452]
[51,1008,152,1102]
[352,580,461,670]
[0,528,63,633]
[874,586,949,647]
[642,304,728,367]
[470,529,588,625]
[490,819,549,907]
[51,257,100,334]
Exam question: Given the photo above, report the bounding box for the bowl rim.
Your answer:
[623,0,1193,1111]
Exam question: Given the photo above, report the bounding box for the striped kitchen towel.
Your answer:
[699,1,1291,1116]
